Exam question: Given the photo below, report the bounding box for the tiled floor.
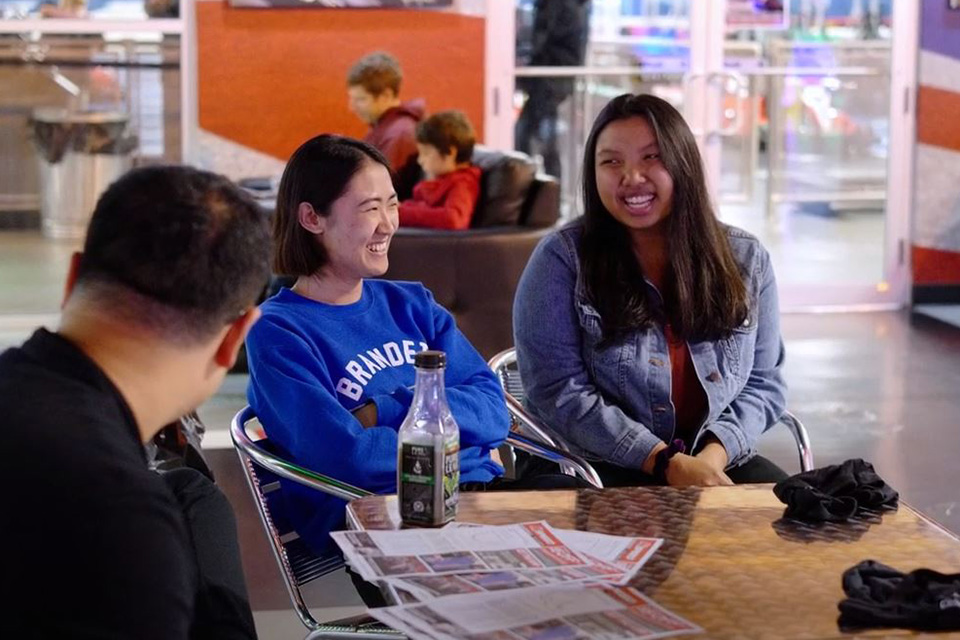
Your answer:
[4,229,960,638]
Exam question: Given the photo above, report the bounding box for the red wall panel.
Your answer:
[197,3,485,161]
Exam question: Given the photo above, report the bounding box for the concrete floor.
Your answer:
[3,229,960,638]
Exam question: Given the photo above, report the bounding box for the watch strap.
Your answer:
[653,439,686,484]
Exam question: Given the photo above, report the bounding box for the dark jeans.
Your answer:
[518,451,788,488]
[162,468,258,640]
[586,455,788,488]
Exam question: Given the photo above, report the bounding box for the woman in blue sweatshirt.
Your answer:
[246,135,508,554]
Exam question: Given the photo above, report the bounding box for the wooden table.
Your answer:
[346,485,960,639]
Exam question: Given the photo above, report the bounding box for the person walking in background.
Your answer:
[347,51,425,199]
[515,0,591,182]
[400,110,481,230]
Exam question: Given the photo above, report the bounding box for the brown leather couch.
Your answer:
[382,147,560,359]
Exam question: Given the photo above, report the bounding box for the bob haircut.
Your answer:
[580,93,748,342]
[273,134,390,276]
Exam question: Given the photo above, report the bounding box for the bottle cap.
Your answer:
[414,350,446,369]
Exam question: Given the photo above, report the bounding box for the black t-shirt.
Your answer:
[0,329,197,639]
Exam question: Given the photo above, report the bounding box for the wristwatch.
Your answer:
[653,439,686,484]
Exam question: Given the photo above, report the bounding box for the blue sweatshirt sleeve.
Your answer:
[245,315,398,493]
[423,289,510,452]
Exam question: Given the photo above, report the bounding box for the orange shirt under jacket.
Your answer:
[398,165,481,231]
[663,323,708,444]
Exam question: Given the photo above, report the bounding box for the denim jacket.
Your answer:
[513,221,787,470]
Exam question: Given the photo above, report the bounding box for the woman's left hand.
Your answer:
[695,438,729,473]
[665,454,733,487]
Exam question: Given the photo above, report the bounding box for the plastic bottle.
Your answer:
[397,350,460,526]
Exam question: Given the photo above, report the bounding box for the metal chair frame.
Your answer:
[230,403,603,637]
[231,406,404,640]
[488,347,815,477]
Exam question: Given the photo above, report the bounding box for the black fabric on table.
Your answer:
[839,560,960,631]
[773,458,898,522]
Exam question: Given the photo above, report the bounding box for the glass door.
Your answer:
[509,0,914,308]
[701,0,915,308]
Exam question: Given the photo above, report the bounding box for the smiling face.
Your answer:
[315,160,398,286]
[594,116,675,240]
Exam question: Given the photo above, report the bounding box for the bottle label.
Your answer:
[399,443,436,525]
[443,440,460,521]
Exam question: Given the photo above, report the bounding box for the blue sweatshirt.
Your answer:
[246,280,507,553]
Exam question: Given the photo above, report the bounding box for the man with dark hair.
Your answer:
[0,166,270,639]
[346,50,425,199]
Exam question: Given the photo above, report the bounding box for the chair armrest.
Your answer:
[231,406,372,502]
[505,432,604,489]
[503,394,567,451]
[778,410,815,472]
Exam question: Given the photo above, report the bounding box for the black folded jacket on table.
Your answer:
[773,458,898,522]
[839,560,960,631]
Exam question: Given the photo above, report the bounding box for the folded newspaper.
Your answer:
[370,583,702,640]
[331,522,592,582]
[331,521,660,587]
[331,522,699,638]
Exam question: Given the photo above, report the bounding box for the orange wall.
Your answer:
[197,2,485,162]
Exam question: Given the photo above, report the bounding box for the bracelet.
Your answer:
[653,439,686,485]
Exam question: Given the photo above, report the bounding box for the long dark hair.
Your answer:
[580,94,748,342]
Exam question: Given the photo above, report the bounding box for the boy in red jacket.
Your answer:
[399,110,481,230]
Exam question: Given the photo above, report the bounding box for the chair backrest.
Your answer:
[469,146,560,230]
[230,406,370,632]
[489,347,526,403]
[487,348,604,488]
[487,347,568,452]
[384,227,553,360]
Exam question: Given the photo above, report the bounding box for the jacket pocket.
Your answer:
[575,302,622,376]
[720,311,758,383]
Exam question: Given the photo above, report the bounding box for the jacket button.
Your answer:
[649,358,664,367]
[706,371,722,383]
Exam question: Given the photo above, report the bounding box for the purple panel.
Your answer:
[922,0,960,60]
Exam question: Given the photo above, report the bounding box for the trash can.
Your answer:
[30,108,137,239]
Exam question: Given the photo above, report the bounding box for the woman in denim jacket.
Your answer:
[514,94,788,487]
